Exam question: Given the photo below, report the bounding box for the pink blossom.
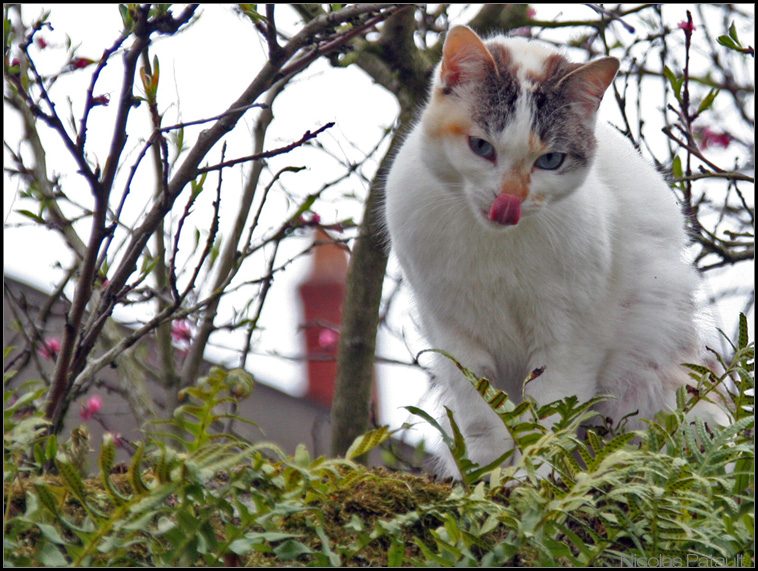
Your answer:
[110,432,126,448]
[296,212,321,227]
[80,395,103,421]
[678,20,696,34]
[8,58,21,77]
[38,337,61,360]
[171,320,193,343]
[70,56,95,70]
[317,328,339,350]
[36,36,48,49]
[527,8,536,19]
[699,126,733,149]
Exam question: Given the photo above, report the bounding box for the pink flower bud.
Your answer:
[698,126,733,150]
[38,337,61,360]
[171,320,193,343]
[70,57,95,70]
[678,20,696,34]
[317,328,339,350]
[110,432,125,448]
[80,395,103,421]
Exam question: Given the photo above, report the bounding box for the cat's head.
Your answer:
[421,25,618,229]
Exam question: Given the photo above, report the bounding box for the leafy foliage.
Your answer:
[4,316,753,566]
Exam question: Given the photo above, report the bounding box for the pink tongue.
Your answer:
[488,194,521,226]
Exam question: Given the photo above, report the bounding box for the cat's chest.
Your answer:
[396,195,610,348]
[403,218,578,330]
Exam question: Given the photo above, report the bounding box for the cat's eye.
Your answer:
[468,137,496,161]
[535,152,566,170]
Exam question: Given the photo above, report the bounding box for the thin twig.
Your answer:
[194,123,335,175]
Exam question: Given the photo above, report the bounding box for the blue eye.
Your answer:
[535,152,566,170]
[468,137,496,161]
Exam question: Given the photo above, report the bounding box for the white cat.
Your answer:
[384,25,727,476]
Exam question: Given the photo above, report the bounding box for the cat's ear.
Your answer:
[558,57,619,118]
[440,25,495,90]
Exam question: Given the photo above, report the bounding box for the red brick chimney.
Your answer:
[298,229,349,408]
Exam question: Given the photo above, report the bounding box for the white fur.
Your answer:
[385,37,727,477]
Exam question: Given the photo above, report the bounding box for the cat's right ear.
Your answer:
[440,25,495,90]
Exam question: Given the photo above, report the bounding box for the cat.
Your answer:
[384,25,727,477]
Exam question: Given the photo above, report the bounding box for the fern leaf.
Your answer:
[738,313,748,350]
[33,482,92,535]
[346,425,391,460]
[99,433,129,506]
[33,482,63,521]
[55,454,108,521]
[586,429,603,453]
[405,405,454,450]
[54,454,88,504]
[683,362,714,379]
[574,440,594,469]
[590,432,635,471]
[128,442,150,495]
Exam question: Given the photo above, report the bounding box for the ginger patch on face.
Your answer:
[500,168,531,201]
[424,88,473,139]
[528,132,547,155]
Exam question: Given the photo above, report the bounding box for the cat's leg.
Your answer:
[426,344,514,478]
[507,352,604,481]
[522,348,601,412]
[596,357,730,431]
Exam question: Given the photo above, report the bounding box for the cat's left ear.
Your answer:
[558,57,620,118]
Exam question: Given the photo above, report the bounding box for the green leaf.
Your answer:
[697,88,719,115]
[118,4,134,31]
[238,4,265,24]
[33,483,62,519]
[672,155,683,179]
[683,362,714,380]
[35,540,69,567]
[717,35,739,50]
[128,442,150,495]
[16,209,45,224]
[591,432,635,471]
[346,425,391,460]
[729,21,739,42]
[190,172,207,200]
[139,253,158,277]
[273,539,312,560]
[738,312,748,350]
[152,55,160,88]
[405,405,453,450]
[36,523,65,545]
[289,194,318,224]
[55,454,89,505]
[387,536,406,566]
[663,66,683,102]
[99,433,129,506]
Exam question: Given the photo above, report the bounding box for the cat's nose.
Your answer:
[500,171,530,202]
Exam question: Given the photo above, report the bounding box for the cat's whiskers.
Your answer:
[423,186,468,219]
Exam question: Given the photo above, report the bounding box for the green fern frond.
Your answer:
[99,433,129,506]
